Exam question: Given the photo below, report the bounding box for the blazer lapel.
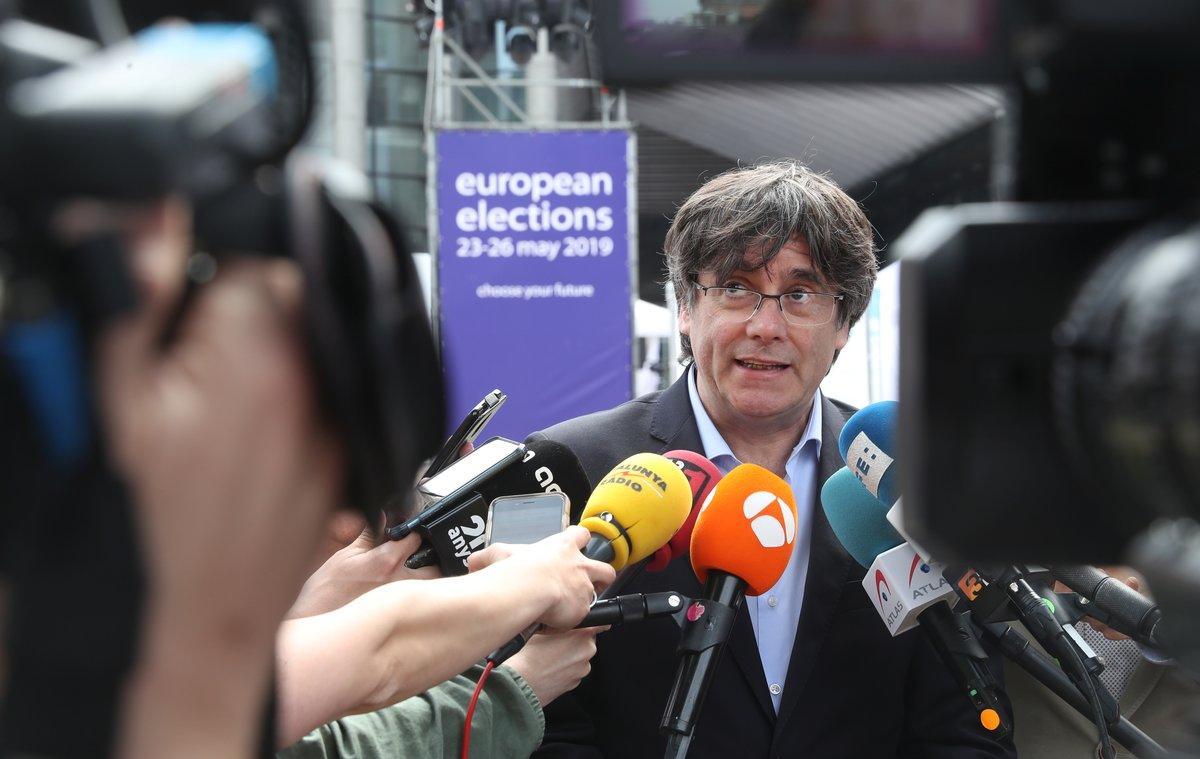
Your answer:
[774,395,858,737]
[648,375,700,452]
[650,374,777,723]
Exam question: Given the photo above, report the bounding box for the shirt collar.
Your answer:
[685,365,823,471]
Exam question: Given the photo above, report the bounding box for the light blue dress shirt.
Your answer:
[686,368,822,714]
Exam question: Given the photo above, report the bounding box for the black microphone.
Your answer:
[981,622,1168,759]
[1051,565,1163,649]
[396,438,592,576]
[985,568,1118,759]
[574,591,688,628]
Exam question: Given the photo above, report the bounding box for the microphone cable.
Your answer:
[461,660,497,759]
[1006,573,1115,759]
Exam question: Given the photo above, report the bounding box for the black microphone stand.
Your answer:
[949,564,1122,758]
[981,621,1168,759]
[660,571,743,759]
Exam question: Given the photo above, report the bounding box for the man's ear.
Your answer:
[678,302,691,338]
[833,318,850,352]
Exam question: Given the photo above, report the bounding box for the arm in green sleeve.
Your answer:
[277,664,544,759]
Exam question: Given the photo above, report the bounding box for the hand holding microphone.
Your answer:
[487,452,693,664]
[289,527,440,619]
[397,437,593,575]
[469,526,616,629]
[506,626,608,708]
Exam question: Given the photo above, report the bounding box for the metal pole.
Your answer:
[425,0,444,346]
[626,126,640,398]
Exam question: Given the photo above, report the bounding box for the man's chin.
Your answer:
[727,395,805,422]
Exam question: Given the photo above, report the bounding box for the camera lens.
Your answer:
[1054,215,1200,522]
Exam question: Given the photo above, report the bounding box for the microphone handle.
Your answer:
[583,532,617,564]
[982,622,1168,759]
[1006,575,1081,672]
[664,732,692,759]
[1004,571,1120,755]
[660,571,745,753]
[388,518,417,541]
[489,623,539,666]
[1052,565,1162,647]
[916,601,1010,739]
[576,591,688,628]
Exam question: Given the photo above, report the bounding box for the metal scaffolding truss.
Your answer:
[421,0,638,323]
[422,3,630,131]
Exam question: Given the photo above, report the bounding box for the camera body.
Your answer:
[897,2,1200,562]
[897,202,1158,562]
[0,14,445,522]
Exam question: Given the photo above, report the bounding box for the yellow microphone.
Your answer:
[578,453,693,571]
[488,452,691,666]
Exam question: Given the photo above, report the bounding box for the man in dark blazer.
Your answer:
[529,162,1017,758]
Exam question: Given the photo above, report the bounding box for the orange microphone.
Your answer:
[661,464,797,757]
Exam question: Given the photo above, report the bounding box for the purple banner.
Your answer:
[436,130,633,442]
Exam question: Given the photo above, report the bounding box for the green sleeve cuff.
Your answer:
[496,663,546,742]
[277,663,546,759]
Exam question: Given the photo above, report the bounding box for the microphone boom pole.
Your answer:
[660,571,742,756]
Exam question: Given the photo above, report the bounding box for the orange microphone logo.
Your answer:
[957,568,984,602]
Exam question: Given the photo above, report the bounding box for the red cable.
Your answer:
[461,660,496,759]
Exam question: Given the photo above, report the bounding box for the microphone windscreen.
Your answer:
[579,453,691,570]
[690,463,796,596]
[646,450,723,572]
[820,466,903,569]
[481,438,591,510]
[837,400,900,505]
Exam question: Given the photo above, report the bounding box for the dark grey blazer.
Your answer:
[529,374,1016,759]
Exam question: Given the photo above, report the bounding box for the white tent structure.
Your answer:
[634,298,673,338]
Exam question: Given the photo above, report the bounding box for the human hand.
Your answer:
[91,200,342,649]
[75,198,343,758]
[506,626,607,707]
[315,510,376,565]
[289,515,440,619]
[468,526,615,630]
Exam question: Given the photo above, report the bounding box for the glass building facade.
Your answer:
[366,1,428,252]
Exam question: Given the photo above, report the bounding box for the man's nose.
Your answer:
[745,297,788,339]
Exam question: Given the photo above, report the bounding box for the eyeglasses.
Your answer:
[692,280,843,327]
